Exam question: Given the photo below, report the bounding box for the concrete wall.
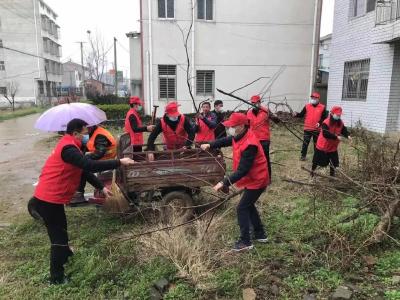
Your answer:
[141,0,317,116]
[328,0,396,133]
[319,35,331,70]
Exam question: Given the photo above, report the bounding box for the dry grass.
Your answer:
[103,171,130,214]
[139,208,230,289]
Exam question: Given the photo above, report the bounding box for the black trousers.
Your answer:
[28,197,73,282]
[237,188,266,244]
[312,149,339,176]
[301,130,319,158]
[260,140,271,179]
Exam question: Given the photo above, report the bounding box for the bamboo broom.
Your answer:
[103,170,130,214]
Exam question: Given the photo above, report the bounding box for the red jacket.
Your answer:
[34,135,83,204]
[316,118,344,153]
[161,115,188,150]
[247,107,270,141]
[195,116,215,142]
[233,130,269,189]
[304,103,325,131]
[125,108,144,145]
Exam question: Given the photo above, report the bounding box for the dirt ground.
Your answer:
[0,114,55,223]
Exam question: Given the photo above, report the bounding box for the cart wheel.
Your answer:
[161,191,194,223]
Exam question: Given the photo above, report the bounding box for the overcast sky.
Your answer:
[46,0,335,77]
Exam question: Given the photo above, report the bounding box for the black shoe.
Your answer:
[232,240,254,252]
[49,275,69,285]
[254,233,268,243]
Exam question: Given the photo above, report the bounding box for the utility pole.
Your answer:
[76,41,87,99]
[114,37,118,96]
[44,64,49,105]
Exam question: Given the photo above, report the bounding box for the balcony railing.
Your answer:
[376,0,400,25]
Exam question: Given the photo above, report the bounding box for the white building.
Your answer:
[328,0,400,133]
[132,0,322,115]
[0,0,62,107]
[61,60,89,96]
[319,34,332,71]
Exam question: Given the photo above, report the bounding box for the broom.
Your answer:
[102,170,130,214]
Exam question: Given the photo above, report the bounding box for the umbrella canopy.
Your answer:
[35,102,107,132]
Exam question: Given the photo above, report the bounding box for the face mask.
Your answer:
[136,105,143,112]
[168,116,179,122]
[215,106,223,112]
[81,134,90,145]
[310,99,318,105]
[227,127,236,136]
[332,114,340,121]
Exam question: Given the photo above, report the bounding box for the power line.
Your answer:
[117,40,130,54]
[1,46,46,59]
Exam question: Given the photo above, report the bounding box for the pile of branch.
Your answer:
[286,125,400,253]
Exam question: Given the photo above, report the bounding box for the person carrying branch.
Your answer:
[194,101,218,143]
[311,106,352,177]
[27,119,135,284]
[125,96,155,152]
[201,112,269,252]
[293,92,327,161]
[147,101,195,161]
[246,95,279,180]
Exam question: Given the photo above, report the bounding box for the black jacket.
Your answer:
[213,110,227,138]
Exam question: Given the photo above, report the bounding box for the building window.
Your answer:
[319,54,323,69]
[198,0,213,20]
[342,59,370,101]
[0,87,7,95]
[158,65,176,100]
[0,61,5,71]
[366,0,375,13]
[158,0,174,19]
[196,70,214,96]
[0,39,3,48]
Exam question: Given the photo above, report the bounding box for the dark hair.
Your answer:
[66,119,88,134]
[201,101,211,107]
[214,100,223,106]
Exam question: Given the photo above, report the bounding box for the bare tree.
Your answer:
[86,31,108,82]
[1,81,19,111]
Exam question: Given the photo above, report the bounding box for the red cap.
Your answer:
[129,96,143,105]
[331,106,343,116]
[311,92,320,99]
[223,112,249,127]
[250,95,261,103]
[165,101,180,117]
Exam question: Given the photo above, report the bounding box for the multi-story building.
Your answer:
[0,0,62,107]
[315,34,332,104]
[132,0,322,115]
[328,0,400,133]
[60,60,89,96]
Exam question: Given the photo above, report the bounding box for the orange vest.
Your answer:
[232,130,269,189]
[125,108,144,145]
[34,135,83,204]
[304,103,325,131]
[316,118,344,153]
[247,106,270,141]
[161,115,188,150]
[86,126,117,160]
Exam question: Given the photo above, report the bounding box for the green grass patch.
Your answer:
[0,107,46,122]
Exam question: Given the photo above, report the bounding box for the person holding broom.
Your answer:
[27,119,135,284]
[201,112,269,252]
[311,106,352,177]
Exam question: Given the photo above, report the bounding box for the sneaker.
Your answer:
[300,156,306,161]
[254,234,269,243]
[232,240,254,252]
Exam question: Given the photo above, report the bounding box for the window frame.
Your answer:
[158,65,177,100]
[342,59,370,102]
[197,0,214,21]
[0,87,7,95]
[0,61,5,71]
[196,70,215,96]
[158,0,175,20]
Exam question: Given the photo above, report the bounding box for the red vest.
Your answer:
[125,108,144,146]
[232,130,269,189]
[161,115,188,150]
[86,126,117,160]
[195,115,215,142]
[247,107,270,141]
[316,118,344,153]
[304,103,325,131]
[34,135,83,204]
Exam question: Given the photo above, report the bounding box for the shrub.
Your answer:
[89,94,129,105]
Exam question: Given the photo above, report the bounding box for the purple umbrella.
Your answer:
[35,102,107,132]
